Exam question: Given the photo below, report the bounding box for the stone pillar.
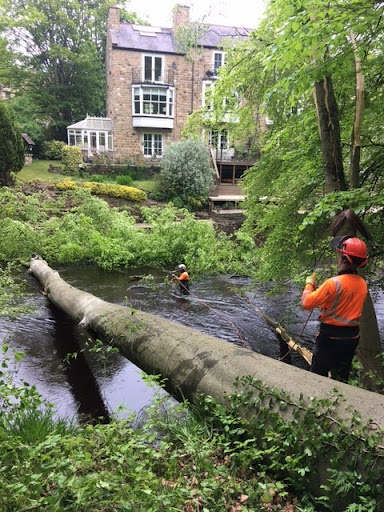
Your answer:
[24,154,33,166]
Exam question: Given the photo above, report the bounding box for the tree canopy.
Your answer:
[0,0,142,142]
[190,0,384,282]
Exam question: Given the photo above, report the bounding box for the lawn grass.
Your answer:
[18,159,156,193]
[133,180,156,193]
[18,160,64,183]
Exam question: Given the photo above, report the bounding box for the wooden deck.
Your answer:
[209,184,244,197]
[208,184,245,212]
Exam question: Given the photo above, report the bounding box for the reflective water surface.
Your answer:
[1,265,383,421]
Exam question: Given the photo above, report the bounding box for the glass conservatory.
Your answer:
[67,116,113,159]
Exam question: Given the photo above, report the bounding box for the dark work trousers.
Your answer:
[179,280,190,295]
[310,331,359,382]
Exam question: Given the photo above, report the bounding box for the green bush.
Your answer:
[42,140,67,160]
[158,138,214,204]
[61,145,84,174]
[116,174,133,186]
[0,102,25,186]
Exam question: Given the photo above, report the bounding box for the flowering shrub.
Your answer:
[56,179,147,201]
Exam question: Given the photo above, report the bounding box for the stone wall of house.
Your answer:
[105,6,221,163]
[106,46,218,162]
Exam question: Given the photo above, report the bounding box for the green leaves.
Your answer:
[0,0,119,139]
[158,138,214,204]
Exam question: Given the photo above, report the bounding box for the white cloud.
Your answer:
[126,0,267,28]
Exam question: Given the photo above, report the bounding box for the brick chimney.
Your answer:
[172,4,190,31]
[108,5,120,32]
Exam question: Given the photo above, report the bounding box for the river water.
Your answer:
[1,265,383,422]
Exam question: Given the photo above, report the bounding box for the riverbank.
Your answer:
[19,178,246,236]
[1,183,383,511]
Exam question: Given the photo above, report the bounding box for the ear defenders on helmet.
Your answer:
[330,236,368,268]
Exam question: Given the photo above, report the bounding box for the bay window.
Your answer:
[133,86,174,117]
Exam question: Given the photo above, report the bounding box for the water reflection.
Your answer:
[1,264,383,422]
[50,304,110,423]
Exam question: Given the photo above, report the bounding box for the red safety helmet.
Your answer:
[336,236,368,267]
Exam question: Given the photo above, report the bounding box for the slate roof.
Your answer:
[22,133,35,145]
[67,117,113,131]
[111,23,252,54]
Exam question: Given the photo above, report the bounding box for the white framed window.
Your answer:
[202,80,215,109]
[143,133,163,157]
[133,86,174,117]
[208,129,228,150]
[143,54,164,83]
[202,80,240,112]
[68,130,112,151]
[213,52,225,74]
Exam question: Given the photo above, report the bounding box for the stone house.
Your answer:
[105,4,256,184]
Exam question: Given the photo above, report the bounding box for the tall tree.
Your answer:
[0,101,24,186]
[198,0,384,382]
[0,0,141,140]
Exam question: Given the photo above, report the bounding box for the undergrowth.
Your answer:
[0,348,382,511]
[0,185,252,274]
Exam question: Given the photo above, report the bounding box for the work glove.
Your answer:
[305,273,317,288]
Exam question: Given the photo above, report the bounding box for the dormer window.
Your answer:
[144,55,164,83]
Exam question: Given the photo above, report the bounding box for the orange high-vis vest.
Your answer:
[179,271,189,282]
[301,274,367,327]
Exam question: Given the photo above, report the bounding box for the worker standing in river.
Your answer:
[301,236,368,382]
[172,264,190,296]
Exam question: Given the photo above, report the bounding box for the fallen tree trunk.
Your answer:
[28,255,384,421]
[28,255,384,510]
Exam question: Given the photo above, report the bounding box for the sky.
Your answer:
[126,0,267,29]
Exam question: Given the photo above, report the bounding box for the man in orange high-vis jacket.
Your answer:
[172,264,190,296]
[301,236,368,382]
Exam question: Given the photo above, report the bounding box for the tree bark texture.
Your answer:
[349,32,365,189]
[313,77,346,192]
[27,255,384,430]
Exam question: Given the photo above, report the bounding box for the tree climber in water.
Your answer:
[172,264,190,296]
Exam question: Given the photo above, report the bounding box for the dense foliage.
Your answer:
[0,344,382,511]
[42,140,67,160]
[0,186,247,273]
[61,146,84,174]
[0,101,24,186]
[56,178,147,202]
[158,138,214,207]
[185,0,384,283]
[0,0,142,141]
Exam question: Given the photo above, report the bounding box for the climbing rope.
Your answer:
[278,310,313,363]
[172,278,251,350]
